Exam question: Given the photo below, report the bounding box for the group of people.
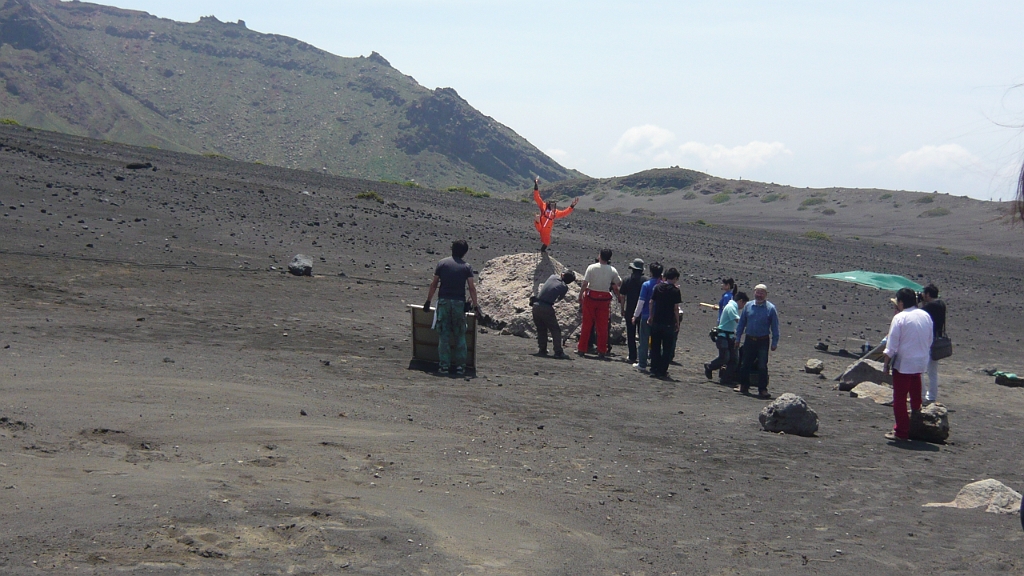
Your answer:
[424,177,952,444]
[528,248,782,398]
[882,284,947,442]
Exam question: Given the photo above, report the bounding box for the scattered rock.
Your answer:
[815,342,829,351]
[923,479,1021,514]
[850,382,893,405]
[759,393,818,437]
[288,254,313,276]
[910,403,950,443]
[125,162,153,170]
[163,357,175,363]
[837,358,891,391]
[804,358,824,374]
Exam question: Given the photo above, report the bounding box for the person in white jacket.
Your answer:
[882,288,933,442]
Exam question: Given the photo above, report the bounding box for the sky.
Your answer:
[100,1,1024,200]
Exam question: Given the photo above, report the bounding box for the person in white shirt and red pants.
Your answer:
[882,288,934,442]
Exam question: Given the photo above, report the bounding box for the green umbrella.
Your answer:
[814,270,923,292]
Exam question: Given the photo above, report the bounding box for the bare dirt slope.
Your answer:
[2,126,1023,574]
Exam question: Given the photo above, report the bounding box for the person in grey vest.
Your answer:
[532,270,576,358]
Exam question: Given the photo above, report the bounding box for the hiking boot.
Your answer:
[704,363,713,380]
[733,385,749,395]
[537,350,549,356]
[552,352,568,359]
[757,390,771,400]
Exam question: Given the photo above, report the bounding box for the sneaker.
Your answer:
[455,366,465,375]
[576,351,586,357]
[733,385,749,395]
[438,365,450,373]
[537,350,549,356]
[704,363,713,380]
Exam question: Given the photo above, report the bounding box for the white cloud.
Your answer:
[893,144,980,172]
[611,124,676,158]
[675,141,792,172]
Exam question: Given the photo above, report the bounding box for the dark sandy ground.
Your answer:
[1,125,1023,574]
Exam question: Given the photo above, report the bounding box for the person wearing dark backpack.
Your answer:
[920,283,946,404]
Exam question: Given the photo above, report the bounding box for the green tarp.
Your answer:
[814,270,923,292]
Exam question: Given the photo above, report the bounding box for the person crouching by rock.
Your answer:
[532,270,575,359]
[577,248,622,359]
[705,291,748,383]
[647,268,682,379]
[882,287,933,442]
[424,239,479,375]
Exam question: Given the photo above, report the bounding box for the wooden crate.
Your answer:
[409,304,477,368]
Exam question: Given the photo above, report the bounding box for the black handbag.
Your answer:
[931,335,952,360]
[931,316,952,360]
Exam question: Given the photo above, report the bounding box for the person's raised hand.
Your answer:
[571,197,579,208]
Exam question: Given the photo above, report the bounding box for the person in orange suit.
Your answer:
[533,177,579,252]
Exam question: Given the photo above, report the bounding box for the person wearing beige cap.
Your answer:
[734,283,780,398]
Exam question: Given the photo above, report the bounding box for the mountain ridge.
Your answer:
[0,0,582,193]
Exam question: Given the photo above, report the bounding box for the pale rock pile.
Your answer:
[924,479,1022,515]
[476,252,627,345]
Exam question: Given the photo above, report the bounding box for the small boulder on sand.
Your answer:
[923,479,1021,514]
[837,358,891,391]
[910,402,950,443]
[804,358,824,374]
[759,393,818,437]
[289,254,313,276]
[850,382,893,405]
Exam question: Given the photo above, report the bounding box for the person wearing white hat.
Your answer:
[734,283,780,399]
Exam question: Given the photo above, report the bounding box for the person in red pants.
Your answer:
[577,248,622,358]
[533,177,578,252]
[882,288,934,442]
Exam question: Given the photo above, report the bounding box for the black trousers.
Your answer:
[649,323,677,376]
[532,304,562,354]
[738,338,771,392]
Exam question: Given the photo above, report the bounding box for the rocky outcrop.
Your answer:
[476,252,628,346]
[477,252,579,339]
[758,393,818,437]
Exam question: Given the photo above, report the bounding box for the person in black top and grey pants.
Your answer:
[532,270,576,358]
[920,283,946,404]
